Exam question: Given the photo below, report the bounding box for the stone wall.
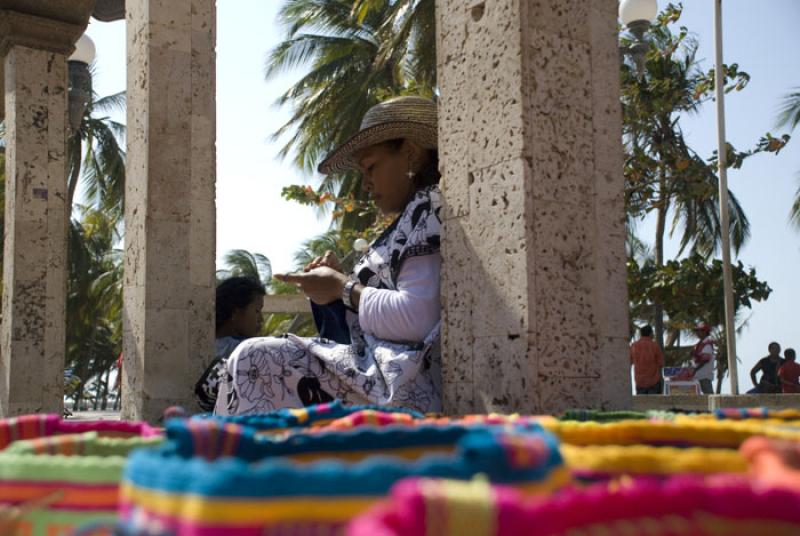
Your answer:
[122,0,216,421]
[0,46,68,415]
[436,0,630,414]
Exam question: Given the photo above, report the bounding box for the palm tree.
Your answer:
[621,24,751,264]
[266,0,435,230]
[66,206,123,410]
[292,229,349,270]
[351,0,436,90]
[63,68,126,408]
[215,249,272,286]
[67,66,126,222]
[775,88,800,228]
[622,6,757,347]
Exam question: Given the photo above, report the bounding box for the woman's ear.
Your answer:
[402,140,424,170]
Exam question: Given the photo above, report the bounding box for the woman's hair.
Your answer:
[384,138,441,190]
[216,276,266,330]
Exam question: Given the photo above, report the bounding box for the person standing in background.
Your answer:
[630,325,665,395]
[691,322,716,395]
[778,348,800,394]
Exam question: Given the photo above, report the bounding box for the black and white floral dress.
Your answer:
[214,186,443,416]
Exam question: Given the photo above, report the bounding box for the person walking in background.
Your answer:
[778,348,800,394]
[748,342,785,394]
[691,322,716,394]
[630,325,665,395]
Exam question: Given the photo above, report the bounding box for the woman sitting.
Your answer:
[195,276,265,411]
[215,96,442,415]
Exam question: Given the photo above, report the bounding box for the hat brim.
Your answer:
[317,121,438,175]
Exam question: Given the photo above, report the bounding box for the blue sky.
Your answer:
[84,0,799,394]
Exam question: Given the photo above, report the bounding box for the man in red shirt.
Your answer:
[778,348,800,394]
[630,325,665,395]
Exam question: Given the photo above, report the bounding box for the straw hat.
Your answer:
[317,96,438,175]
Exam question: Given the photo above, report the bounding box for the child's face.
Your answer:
[232,294,264,338]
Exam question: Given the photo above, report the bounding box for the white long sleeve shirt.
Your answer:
[357,253,441,344]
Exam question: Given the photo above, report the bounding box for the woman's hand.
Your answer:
[274,267,348,305]
[304,250,342,273]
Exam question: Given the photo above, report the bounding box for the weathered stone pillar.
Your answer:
[123,0,216,421]
[437,0,630,413]
[0,6,90,416]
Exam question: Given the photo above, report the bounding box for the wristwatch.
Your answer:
[342,279,358,310]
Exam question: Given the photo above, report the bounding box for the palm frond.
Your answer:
[775,88,800,131]
[220,249,273,286]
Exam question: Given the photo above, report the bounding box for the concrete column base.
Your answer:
[631,395,710,412]
[709,394,800,411]
[631,394,800,412]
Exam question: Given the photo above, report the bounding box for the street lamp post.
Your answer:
[68,33,96,134]
[619,0,658,72]
[713,0,739,395]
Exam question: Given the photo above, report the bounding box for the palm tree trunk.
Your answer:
[654,196,667,350]
[74,380,85,412]
[66,144,81,211]
[100,366,111,410]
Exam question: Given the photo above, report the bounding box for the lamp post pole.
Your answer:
[68,34,96,134]
[713,0,739,395]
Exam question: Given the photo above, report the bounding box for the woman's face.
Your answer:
[232,294,264,338]
[357,141,419,215]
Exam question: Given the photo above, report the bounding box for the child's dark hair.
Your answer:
[216,277,266,330]
[639,325,653,337]
[786,348,797,361]
[384,138,441,189]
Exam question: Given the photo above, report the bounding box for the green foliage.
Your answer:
[622,2,787,260]
[776,88,800,132]
[621,2,785,352]
[267,0,436,231]
[68,69,126,223]
[628,254,771,388]
[62,71,127,408]
[66,207,123,408]
[628,254,771,334]
[216,249,272,287]
[774,88,800,230]
[292,223,389,273]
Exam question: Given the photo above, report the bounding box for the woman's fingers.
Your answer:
[274,273,305,285]
[322,250,341,270]
[304,256,323,272]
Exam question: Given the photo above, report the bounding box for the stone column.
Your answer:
[0,9,85,416]
[437,0,631,414]
[123,0,216,421]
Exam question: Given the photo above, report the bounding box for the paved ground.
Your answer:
[69,410,121,421]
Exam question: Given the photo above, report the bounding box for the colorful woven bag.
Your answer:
[562,443,747,482]
[348,475,800,536]
[543,415,800,448]
[118,418,567,535]
[0,422,162,536]
[0,414,160,451]
[194,400,424,434]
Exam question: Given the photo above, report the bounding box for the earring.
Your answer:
[406,169,415,180]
